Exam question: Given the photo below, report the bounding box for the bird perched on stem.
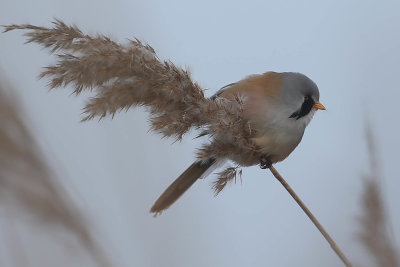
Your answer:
[151,71,325,213]
[3,21,325,215]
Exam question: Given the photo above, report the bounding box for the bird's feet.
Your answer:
[259,154,272,169]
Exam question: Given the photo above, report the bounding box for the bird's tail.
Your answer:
[150,158,216,214]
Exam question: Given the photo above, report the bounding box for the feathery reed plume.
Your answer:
[212,166,242,196]
[3,20,262,190]
[0,75,111,267]
[357,122,399,267]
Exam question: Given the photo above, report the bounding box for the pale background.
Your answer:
[1,0,399,266]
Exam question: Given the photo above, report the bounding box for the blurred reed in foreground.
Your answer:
[0,75,110,267]
[357,123,399,267]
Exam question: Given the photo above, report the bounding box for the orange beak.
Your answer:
[313,102,326,110]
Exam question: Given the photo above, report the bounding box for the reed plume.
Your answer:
[212,166,242,196]
[3,20,261,192]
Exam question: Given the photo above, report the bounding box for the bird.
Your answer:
[150,71,325,214]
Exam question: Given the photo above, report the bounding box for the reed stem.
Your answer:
[268,165,353,267]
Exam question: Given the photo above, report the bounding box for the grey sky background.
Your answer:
[1,0,399,266]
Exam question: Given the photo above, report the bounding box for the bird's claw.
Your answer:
[259,154,272,169]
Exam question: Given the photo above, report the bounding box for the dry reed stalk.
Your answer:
[3,20,260,190]
[268,166,353,267]
[0,76,111,267]
[357,123,399,267]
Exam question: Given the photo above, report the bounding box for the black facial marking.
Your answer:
[289,95,315,120]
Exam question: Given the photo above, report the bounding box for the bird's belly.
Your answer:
[251,122,304,163]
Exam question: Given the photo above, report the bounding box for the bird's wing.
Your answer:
[194,83,237,139]
[210,83,237,100]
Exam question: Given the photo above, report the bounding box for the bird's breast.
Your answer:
[249,106,307,163]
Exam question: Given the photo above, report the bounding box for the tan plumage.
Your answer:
[219,72,283,100]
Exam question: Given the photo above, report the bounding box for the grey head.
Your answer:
[281,72,321,120]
